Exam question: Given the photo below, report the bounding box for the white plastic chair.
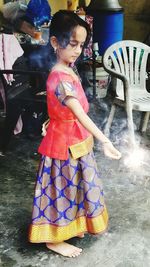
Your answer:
[102,40,150,146]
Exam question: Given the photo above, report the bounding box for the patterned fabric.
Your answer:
[29,70,108,244]
[55,81,77,105]
[29,151,108,243]
[38,71,92,160]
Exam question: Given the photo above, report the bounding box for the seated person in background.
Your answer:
[0,55,48,156]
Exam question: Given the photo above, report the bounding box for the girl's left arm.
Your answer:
[65,97,121,160]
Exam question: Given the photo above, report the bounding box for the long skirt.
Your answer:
[28,151,108,243]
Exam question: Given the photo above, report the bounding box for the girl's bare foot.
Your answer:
[46,242,82,257]
[77,233,85,238]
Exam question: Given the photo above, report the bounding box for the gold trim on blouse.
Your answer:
[69,135,94,159]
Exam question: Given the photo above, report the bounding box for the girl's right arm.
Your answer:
[65,97,121,160]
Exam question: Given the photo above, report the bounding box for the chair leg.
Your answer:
[141,112,150,133]
[104,104,116,136]
[126,107,136,148]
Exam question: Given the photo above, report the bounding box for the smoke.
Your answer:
[27,42,55,70]
[89,97,150,176]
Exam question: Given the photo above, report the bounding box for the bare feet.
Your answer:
[46,242,82,257]
[77,233,85,238]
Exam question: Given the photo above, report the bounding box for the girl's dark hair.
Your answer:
[48,10,91,68]
[50,10,91,48]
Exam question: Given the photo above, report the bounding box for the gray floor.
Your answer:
[0,98,150,267]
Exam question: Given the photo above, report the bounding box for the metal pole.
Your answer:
[92,48,97,98]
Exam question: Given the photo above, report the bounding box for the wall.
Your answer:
[0,0,88,14]
[48,0,90,14]
[85,0,91,6]
[48,0,67,14]
[0,0,67,13]
[120,0,150,41]
[0,0,3,10]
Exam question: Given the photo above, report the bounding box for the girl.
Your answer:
[28,10,121,258]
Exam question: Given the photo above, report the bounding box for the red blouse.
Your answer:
[38,70,92,160]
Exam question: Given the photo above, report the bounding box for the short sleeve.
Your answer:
[55,81,77,105]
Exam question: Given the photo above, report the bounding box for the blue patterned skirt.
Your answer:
[29,151,108,243]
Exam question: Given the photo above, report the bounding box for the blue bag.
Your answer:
[25,0,51,26]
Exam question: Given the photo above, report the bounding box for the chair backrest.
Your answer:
[0,55,48,102]
[102,40,150,97]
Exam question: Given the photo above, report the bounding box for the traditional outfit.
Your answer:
[29,70,108,243]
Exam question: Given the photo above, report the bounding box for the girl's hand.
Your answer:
[103,141,121,160]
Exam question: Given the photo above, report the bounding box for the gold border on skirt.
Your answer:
[29,207,108,243]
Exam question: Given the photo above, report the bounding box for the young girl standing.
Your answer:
[28,10,121,258]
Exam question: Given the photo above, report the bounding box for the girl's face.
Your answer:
[56,25,87,66]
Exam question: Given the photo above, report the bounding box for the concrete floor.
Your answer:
[0,98,150,267]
